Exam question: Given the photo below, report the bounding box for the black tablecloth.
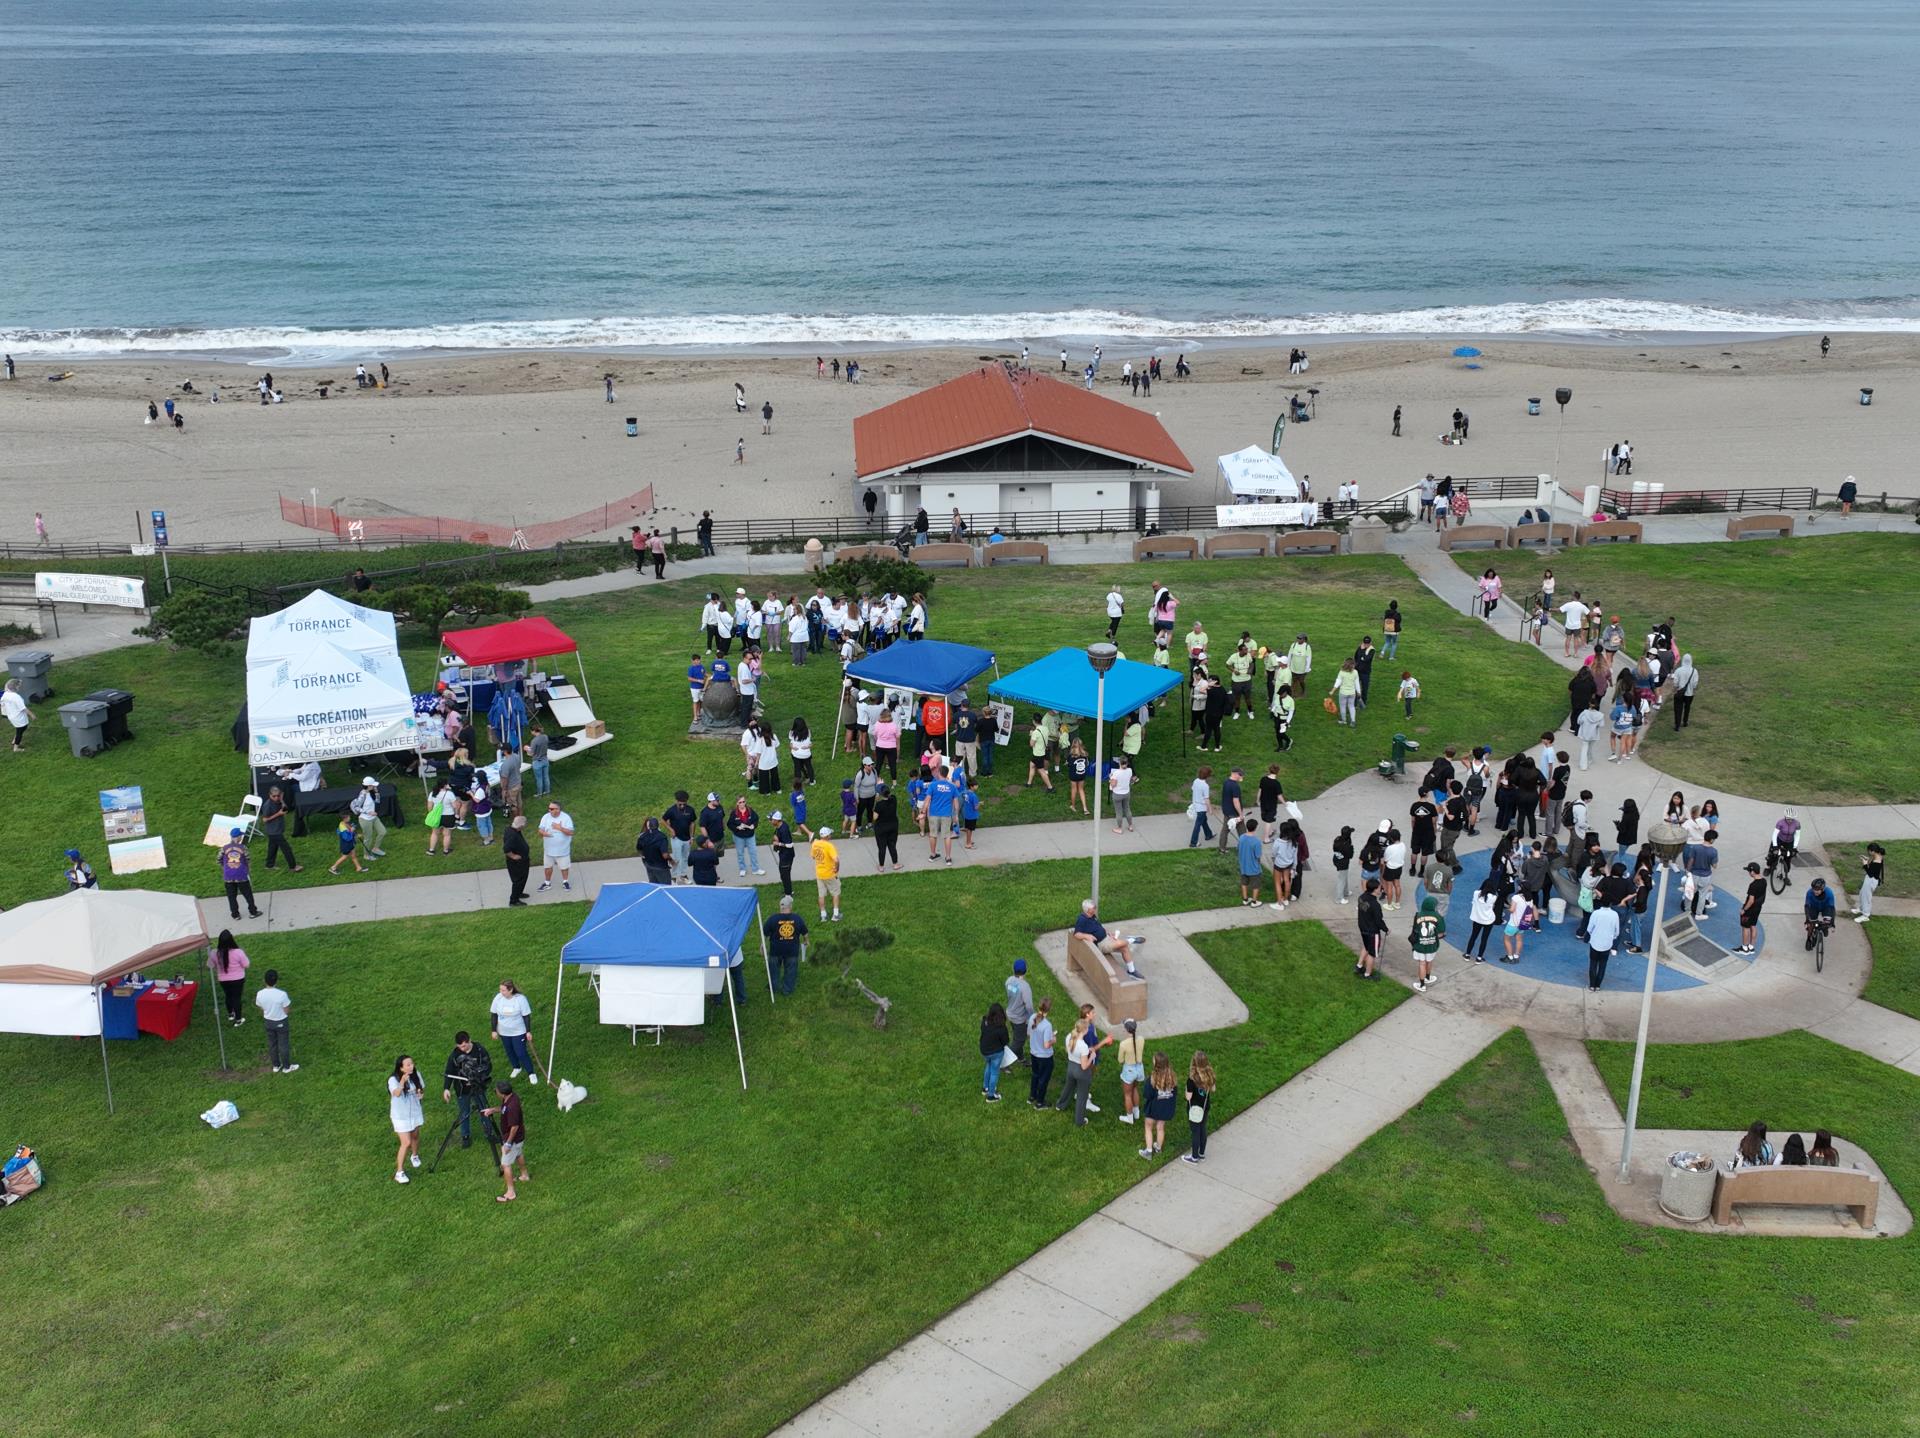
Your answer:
[253,778,404,837]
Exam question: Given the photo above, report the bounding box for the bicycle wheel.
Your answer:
[1769,861,1789,896]
[1815,929,1826,973]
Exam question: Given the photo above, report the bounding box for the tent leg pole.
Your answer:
[208,947,229,1070]
[758,901,775,1002]
[727,978,747,1091]
[98,987,115,1116]
[549,957,565,1082]
[575,648,594,713]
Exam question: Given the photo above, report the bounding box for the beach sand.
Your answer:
[2,337,1916,547]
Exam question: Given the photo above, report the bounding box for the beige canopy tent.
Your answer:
[0,889,215,1112]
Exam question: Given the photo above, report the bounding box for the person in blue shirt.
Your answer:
[1236,817,1266,907]
[906,774,929,837]
[960,777,981,850]
[787,784,811,840]
[1803,877,1836,950]
[925,765,961,863]
[686,654,706,724]
[1073,898,1140,977]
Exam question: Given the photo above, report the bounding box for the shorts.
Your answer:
[963,819,977,833]
[542,846,571,865]
[1120,1063,1146,1085]
[815,876,842,898]
[1503,924,1520,937]
[1240,868,1262,881]
[1410,836,1435,855]
[439,811,459,828]
[500,1141,524,1165]
[1383,866,1403,882]
[929,814,953,837]
[689,687,702,702]
[1232,681,1252,697]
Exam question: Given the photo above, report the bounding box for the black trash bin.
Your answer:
[59,698,109,758]
[86,688,135,746]
[6,649,54,702]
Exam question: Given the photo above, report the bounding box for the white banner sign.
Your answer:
[36,572,147,609]
[247,639,418,766]
[1215,503,1321,529]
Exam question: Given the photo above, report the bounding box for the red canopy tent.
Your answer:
[443,616,579,667]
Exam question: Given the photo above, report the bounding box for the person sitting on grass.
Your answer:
[1074,898,1140,977]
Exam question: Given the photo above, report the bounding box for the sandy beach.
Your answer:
[1,336,1916,548]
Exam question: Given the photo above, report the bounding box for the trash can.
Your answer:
[1527,397,1541,416]
[626,417,639,436]
[87,688,135,746]
[1547,895,1568,925]
[59,698,109,758]
[1659,1150,1718,1222]
[6,649,54,702]
[1860,388,1874,406]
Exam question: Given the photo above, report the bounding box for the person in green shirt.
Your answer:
[1409,895,1446,992]
[1225,642,1256,719]
[1262,645,1287,705]
[1026,715,1055,792]
[1287,635,1313,696]
[1184,622,1209,671]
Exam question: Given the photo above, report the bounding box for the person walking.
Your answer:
[1476,568,1502,619]
[979,1002,1009,1102]
[1854,843,1885,922]
[537,801,574,891]
[350,777,388,858]
[811,828,842,922]
[3,678,32,751]
[210,929,250,1025]
[1669,653,1700,729]
[1186,765,1215,847]
[630,526,648,573]
[1104,584,1125,641]
[389,1055,425,1183]
[1026,998,1056,1108]
[490,980,539,1083]
[762,399,774,435]
[255,968,297,1072]
[218,828,262,920]
[502,814,532,906]
[1182,1051,1215,1163]
[328,814,368,876]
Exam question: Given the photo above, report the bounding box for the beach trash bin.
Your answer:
[86,687,135,745]
[1547,895,1568,925]
[1860,388,1874,406]
[1527,397,1541,416]
[804,538,824,572]
[59,698,109,758]
[6,649,54,702]
[1659,1150,1718,1222]
[626,417,639,436]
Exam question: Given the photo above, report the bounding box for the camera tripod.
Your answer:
[428,1078,502,1175]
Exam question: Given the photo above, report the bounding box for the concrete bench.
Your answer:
[1132,535,1199,562]
[1581,519,1643,544]
[1509,521,1582,549]
[913,542,975,568]
[1066,932,1149,1024]
[1438,524,1507,551]
[983,540,1049,565]
[1727,513,1795,541]
[1203,533,1268,559]
[1713,1165,1878,1229]
[1274,529,1343,556]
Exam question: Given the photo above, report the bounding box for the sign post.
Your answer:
[151,509,171,596]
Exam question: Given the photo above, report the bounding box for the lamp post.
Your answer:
[1087,643,1118,909]
[1620,820,1689,1179]
[1547,386,1572,554]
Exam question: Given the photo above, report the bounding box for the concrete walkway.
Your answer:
[775,1003,1506,1438]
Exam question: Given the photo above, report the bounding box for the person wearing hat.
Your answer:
[853,755,881,832]
[64,848,99,890]
[349,776,388,858]
[810,828,842,922]
[502,814,532,906]
[256,785,302,871]
[1736,861,1766,954]
[219,827,262,920]
[1003,958,1035,1063]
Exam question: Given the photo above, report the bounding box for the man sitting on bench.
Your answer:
[1074,899,1142,978]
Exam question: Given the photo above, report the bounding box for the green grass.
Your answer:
[0,853,1402,1436]
[990,1029,1920,1436]
[1831,840,1919,900]
[1860,917,1920,1021]
[1457,533,1920,803]
[3,556,1562,912]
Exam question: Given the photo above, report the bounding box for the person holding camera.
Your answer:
[482,1080,529,1203]
[442,1031,494,1148]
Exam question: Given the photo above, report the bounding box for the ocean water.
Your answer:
[4,0,1920,356]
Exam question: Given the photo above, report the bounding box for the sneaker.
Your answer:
[538,881,552,892]
[271,1066,281,1074]
[754,868,767,875]
[370,850,386,858]
[1181,1154,1201,1164]
[1856,915,1870,924]
[563,881,572,890]
[528,1074,539,1085]
[820,913,829,923]
[984,1092,1001,1103]
[1118,1112,1136,1124]
[831,912,842,922]
[1473,955,1486,963]
[1138,1147,1155,1159]
[1084,1100,1102,1114]
[283,1063,300,1073]
[1338,897,1350,904]
[396,1171,410,1184]
[1415,979,1427,992]
[408,1152,420,1168]
[511,1068,523,1078]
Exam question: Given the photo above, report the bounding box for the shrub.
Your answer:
[360,582,531,635]
[818,554,935,598]
[135,588,253,655]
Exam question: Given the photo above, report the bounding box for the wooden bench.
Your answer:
[1274,529,1343,556]
[913,541,975,568]
[1066,932,1149,1023]
[1438,523,1506,551]
[1727,512,1795,541]
[1204,533,1268,559]
[1582,518,1643,544]
[1713,1165,1878,1229]
[1132,535,1199,562]
[1508,521,1582,549]
[983,539,1049,565]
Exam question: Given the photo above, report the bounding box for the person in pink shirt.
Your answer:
[871,708,901,779]
[210,929,251,1025]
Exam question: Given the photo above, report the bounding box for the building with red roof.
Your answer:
[852,365,1193,529]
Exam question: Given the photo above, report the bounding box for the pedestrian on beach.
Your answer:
[34,511,48,547]
[1182,1052,1215,1163]
[604,374,616,403]
[762,400,773,434]
[1392,404,1402,437]
[735,438,745,464]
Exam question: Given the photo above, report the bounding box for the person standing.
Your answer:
[219,828,262,920]
[697,511,715,557]
[1736,862,1766,954]
[951,699,980,780]
[811,828,842,922]
[637,815,673,883]
[1215,766,1245,854]
[389,1056,425,1183]
[526,725,551,797]
[502,815,532,906]
[1003,958,1034,1062]
[257,786,302,871]
[441,1031,493,1148]
[768,810,796,895]
[649,528,667,579]
[979,1002,1009,1101]
[761,399,774,435]
[482,1080,529,1202]
[1408,896,1445,993]
[1329,659,1361,726]
[1585,901,1621,991]
[1854,843,1885,922]
[1187,765,1215,847]
[254,967,296,1072]
[630,526,648,573]
[1236,817,1266,907]
[764,896,808,996]
[1287,634,1312,697]
[3,679,31,751]
[1026,997,1056,1108]
[1053,1016,1096,1125]
[490,980,538,1083]
[1356,878,1387,979]
[537,801,574,892]
[1138,1051,1178,1158]
[1380,600,1401,659]
[1182,1051,1215,1164]
[210,930,250,1025]
[1392,404,1402,437]
[727,795,763,877]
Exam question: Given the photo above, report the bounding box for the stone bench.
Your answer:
[1581,519,1643,544]
[1203,533,1268,559]
[1274,529,1343,556]
[1727,512,1795,541]
[1066,932,1149,1024]
[1438,523,1507,551]
[983,539,1049,565]
[1509,521,1582,549]
[1713,1164,1878,1229]
[913,541,975,568]
[1132,535,1199,562]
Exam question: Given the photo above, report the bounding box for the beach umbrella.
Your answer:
[1452,346,1482,358]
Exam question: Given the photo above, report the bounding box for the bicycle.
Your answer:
[1806,916,1833,973]
[1764,841,1795,896]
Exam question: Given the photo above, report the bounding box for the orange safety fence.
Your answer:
[279,486,655,548]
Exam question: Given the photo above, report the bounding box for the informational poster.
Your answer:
[108,836,168,875]
[988,701,1015,746]
[36,572,148,609]
[99,786,148,840]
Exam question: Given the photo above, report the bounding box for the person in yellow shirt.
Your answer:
[811,828,842,922]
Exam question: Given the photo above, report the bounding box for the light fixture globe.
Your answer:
[1646,819,1687,865]
[1086,642,1118,675]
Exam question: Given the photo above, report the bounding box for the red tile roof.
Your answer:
[853,366,1193,480]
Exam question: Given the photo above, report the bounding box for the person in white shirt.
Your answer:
[1107,755,1136,833]
[700,595,721,653]
[744,606,764,645]
[1558,595,1591,656]
[715,606,735,656]
[255,968,298,1072]
[786,609,810,666]
[537,802,574,892]
[350,776,389,857]
[489,979,538,1084]
[1382,829,1408,909]
[1104,587,1125,641]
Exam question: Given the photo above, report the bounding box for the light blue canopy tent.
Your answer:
[550,883,769,1090]
[836,639,998,757]
[988,648,1181,721]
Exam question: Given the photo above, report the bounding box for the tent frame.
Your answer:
[832,660,1001,760]
[92,940,226,1115]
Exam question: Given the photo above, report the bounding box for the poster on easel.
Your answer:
[100,786,148,840]
[988,701,1015,746]
[108,835,168,875]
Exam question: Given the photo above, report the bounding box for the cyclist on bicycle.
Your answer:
[1803,877,1836,951]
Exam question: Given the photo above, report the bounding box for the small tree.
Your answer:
[135,589,253,655]
[818,554,935,599]
[362,582,530,635]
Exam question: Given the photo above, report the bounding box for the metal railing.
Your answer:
[1592,485,1920,517]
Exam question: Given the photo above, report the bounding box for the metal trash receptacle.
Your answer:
[1860,388,1874,406]
[1527,397,1541,416]
[59,698,109,758]
[6,649,54,702]
[86,687,135,745]
[1659,1150,1718,1222]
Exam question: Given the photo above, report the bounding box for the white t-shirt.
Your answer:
[1106,590,1124,618]
[255,985,290,1022]
[1,690,27,728]
[1189,778,1210,815]
[490,991,532,1037]
[756,735,781,771]
[538,810,574,853]
[1384,840,1407,868]
[1108,766,1134,798]
[388,1074,424,1132]
[1559,600,1590,631]
[789,732,812,759]
[787,613,808,644]
[745,610,764,639]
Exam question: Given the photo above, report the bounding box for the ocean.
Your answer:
[5,0,1920,357]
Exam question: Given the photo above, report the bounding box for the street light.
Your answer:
[1619,819,1689,1179]
[1547,386,1572,553]
[1087,642,1118,909]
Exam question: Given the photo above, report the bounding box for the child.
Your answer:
[1139,1052,1178,1159]
[329,814,367,875]
[1397,670,1420,718]
[471,781,495,845]
[960,776,981,850]
[1408,896,1445,993]
[907,771,929,836]
[1116,1019,1145,1125]
[1528,599,1547,646]
[1066,739,1091,815]
[1236,816,1265,907]
[788,783,812,841]
[839,778,857,835]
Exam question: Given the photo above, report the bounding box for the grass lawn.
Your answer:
[0,852,1403,1437]
[1860,917,1920,1021]
[3,555,1561,912]
[989,1028,1920,1436]
[1830,840,1919,901]
[1457,532,1920,803]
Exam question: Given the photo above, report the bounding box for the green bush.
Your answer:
[818,554,935,598]
[360,581,530,634]
[135,588,254,655]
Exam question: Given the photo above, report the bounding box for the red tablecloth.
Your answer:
[135,980,196,1042]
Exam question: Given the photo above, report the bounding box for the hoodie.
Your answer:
[1409,897,1447,955]
[1671,654,1700,697]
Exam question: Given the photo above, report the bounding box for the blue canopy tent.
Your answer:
[550,883,770,1090]
[988,648,1181,721]
[835,639,998,758]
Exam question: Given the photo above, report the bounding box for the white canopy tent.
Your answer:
[1217,444,1301,499]
[0,889,215,1112]
[246,636,419,767]
[246,589,398,669]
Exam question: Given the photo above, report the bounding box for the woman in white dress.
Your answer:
[389,1055,425,1184]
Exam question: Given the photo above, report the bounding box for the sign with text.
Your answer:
[1214,502,1321,529]
[36,572,147,609]
[100,786,148,840]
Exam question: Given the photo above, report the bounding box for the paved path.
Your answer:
[774,1003,1506,1438]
